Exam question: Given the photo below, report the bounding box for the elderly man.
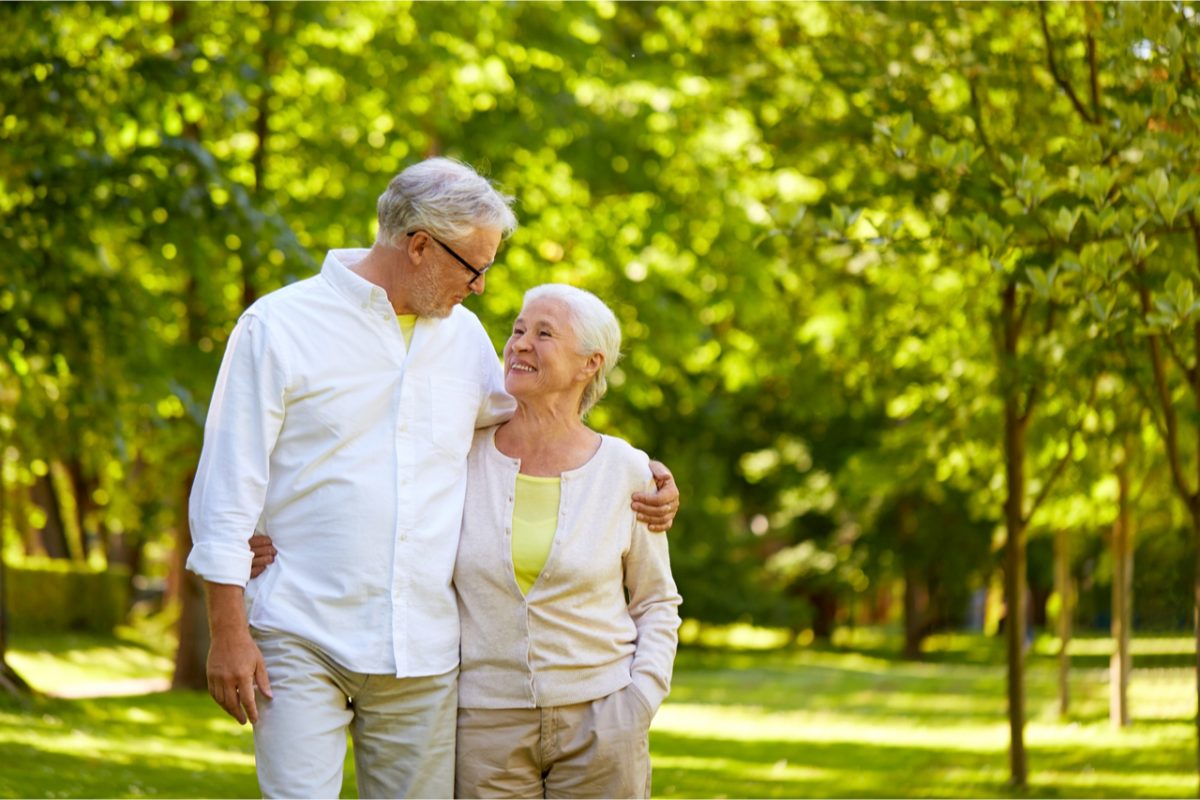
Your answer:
[186,158,678,799]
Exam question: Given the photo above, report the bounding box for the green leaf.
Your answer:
[1026,266,1051,298]
[1052,207,1081,241]
[1148,169,1169,204]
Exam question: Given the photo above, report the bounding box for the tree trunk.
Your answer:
[898,496,925,660]
[1111,453,1133,728]
[902,568,926,661]
[13,481,38,557]
[1193,504,1200,795]
[0,466,30,696]
[171,469,208,691]
[0,549,31,697]
[810,592,838,641]
[1055,528,1072,718]
[31,473,70,559]
[1001,282,1028,789]
[65,457,97,561]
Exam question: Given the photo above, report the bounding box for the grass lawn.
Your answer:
[0,626,1194,798]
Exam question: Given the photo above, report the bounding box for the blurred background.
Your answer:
[2,2,1200,796]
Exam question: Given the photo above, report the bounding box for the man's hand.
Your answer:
[248,534,276,579]
[632,460,679,533]
[205,583,272,725]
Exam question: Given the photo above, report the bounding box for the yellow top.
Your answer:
[397,314,417,348]
[511,474,561,595]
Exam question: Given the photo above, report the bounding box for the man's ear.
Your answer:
[406,230,430,262]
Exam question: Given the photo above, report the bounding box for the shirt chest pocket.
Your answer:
[429,376,481,461]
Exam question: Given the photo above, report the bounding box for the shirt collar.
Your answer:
[320,249,392,315]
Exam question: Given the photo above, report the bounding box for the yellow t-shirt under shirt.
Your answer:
[511,474,561,595]
[397,314,417,348]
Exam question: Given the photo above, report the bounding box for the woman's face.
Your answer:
[503,297,593,404]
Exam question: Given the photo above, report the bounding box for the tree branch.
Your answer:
[1025,374,1100,524]
[1019,302,1056,425]
[1087,31,1101,119]
[1135,261,1196,504]
[1115,336,1169,445]
[1162,334,1196,388]
[967,73,998,166]
[1039,4,1096,125]
[1178,5,1198,88]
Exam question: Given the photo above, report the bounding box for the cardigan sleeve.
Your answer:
[623,486,683,714]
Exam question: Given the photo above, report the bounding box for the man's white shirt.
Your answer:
[186,249,514,676]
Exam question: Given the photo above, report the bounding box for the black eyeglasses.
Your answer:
[408,231,491,289]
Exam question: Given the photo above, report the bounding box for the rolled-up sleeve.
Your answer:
[186,312,288,587]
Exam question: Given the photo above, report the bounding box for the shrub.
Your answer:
[4,559,130,634]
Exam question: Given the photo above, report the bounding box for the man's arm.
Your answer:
[475,326,516,429]
[204,582,272,725]
[632,460,679,533]
[186,313,286,718]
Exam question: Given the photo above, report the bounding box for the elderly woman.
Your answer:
[453,284,681,799]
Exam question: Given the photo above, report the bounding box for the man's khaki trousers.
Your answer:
[252,630,457,799]
[455,683,655,799]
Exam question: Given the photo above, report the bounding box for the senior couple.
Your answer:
[186,157,682,799]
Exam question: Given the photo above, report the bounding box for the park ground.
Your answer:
[0,622,1194,799]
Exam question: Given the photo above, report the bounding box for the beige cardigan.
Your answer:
[454,426,682,712]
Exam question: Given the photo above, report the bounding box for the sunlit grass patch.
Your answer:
[1,628,1194,798]
[8,631,172,692]
[677,618,793,649]
[651,636,1194,799]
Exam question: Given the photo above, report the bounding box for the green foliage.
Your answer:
[1076,525,1194,633]
[4,559,130,634]
[2,1,1198,644]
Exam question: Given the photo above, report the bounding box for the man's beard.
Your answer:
[408,265,454,318]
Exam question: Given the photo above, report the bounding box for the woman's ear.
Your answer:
[578,352,604,381]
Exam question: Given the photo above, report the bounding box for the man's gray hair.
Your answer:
[377,157,518,247]
[522,284,622,416]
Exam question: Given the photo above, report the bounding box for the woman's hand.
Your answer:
[631,461,679,533]
[248,533,277,579]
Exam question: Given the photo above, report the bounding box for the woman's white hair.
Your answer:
[377,157,518,246]
[522,284,622,417]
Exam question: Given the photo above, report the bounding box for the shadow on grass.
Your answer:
[672,642,1192,722]
[0,738,258,799]
[671,646,1008,720]
[0,690,361,799]
[0,691,258,798]
[650,729,1193,799]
